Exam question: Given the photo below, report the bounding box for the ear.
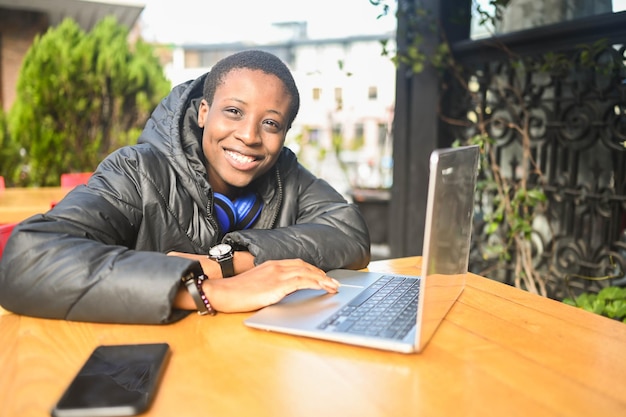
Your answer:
[198,99,209,128]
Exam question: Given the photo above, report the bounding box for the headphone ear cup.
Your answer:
[213,193,237,232]
[233,193,263,230]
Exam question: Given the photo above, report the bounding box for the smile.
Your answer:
[225,149,256,163]
[224,149,263,171]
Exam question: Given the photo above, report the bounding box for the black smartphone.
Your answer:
[51,343,170,417]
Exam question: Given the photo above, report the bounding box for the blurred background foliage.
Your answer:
[1,16,170,186]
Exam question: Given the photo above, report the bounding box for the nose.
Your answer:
[235,118,262,145]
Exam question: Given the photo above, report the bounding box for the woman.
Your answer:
[0,50,370,323]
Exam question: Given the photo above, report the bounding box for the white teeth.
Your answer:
[226,150,254,163]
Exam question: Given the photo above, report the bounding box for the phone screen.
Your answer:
[51,343,170,417]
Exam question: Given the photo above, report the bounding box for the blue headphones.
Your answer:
[213,192,263,233]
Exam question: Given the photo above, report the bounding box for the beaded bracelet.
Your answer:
[182,269,217,316]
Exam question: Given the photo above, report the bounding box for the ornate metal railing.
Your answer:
[444,12,626,299]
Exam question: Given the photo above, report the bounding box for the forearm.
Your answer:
[0,221,194,323]
[227,223,371,271]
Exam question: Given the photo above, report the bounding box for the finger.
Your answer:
[281,263,337,290]
[289,272,339,293]
[319,278,339,293]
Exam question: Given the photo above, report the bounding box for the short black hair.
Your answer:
[203,50,300,129]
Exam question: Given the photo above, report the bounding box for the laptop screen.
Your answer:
[416,145,479,351]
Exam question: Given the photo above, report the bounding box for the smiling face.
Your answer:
[198,68,291,197]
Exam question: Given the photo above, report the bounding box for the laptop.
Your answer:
[244,145,480,353]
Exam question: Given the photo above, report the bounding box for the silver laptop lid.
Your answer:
[415,145,479,351]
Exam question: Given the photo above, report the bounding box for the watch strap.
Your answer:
[218,254,235,278]
[209,244,235,278]
[182,267,216,316]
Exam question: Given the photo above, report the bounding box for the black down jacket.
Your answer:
[0,74,371,324]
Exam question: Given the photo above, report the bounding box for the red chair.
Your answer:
[0,223,16,260]
[60,172,92,188]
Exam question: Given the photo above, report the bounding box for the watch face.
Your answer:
[210,243,232,257]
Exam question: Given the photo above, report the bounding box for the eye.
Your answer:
[224,107,242,117]
[263,119,282,132]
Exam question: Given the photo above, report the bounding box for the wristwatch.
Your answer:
[208,243,235,278]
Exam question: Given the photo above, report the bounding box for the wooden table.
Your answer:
[1,256,625,417]
[0,187,71,223]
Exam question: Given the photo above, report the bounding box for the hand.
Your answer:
[203,259,340,313]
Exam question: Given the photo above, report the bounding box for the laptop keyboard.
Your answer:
[317,275,420,340]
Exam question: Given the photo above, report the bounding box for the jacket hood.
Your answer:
[137,74,210,207]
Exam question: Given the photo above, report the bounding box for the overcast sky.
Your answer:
[139,1,626,45]
[138,0,396,44]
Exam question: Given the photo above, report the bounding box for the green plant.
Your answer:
[563,286,626,323]
[0,108,21,186]
[7,16,171,186]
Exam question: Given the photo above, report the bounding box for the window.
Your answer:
[378,123,388,146]
[335,87,343,110]
[471,0,617,39]
[308,128,320,144]
[368,86,378,100]
[355,123,364,139]
[184,51,201,68]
